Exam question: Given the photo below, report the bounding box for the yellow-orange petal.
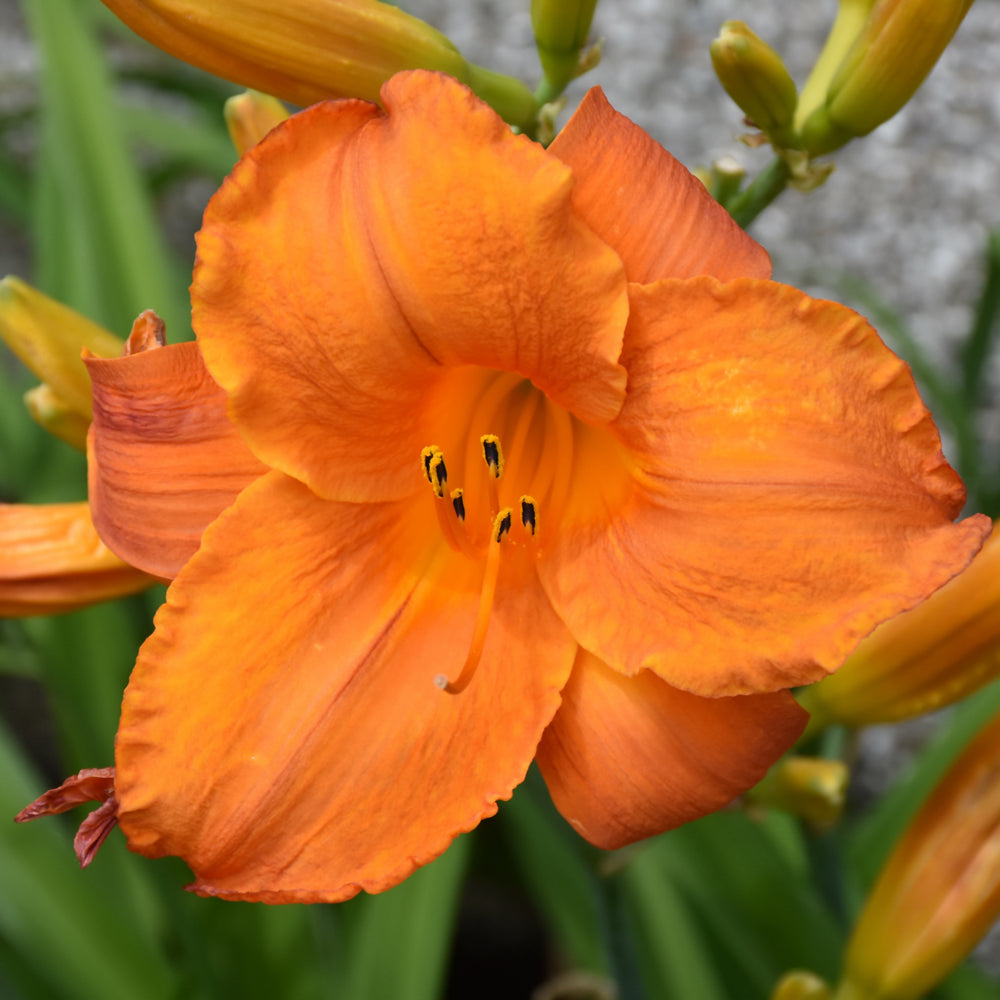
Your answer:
[115,471,577,902]
[0,502,153,616]
[540,278,990,697]
[549,87,771,283]
[193,71,627,504]
[535,650,806,849]
[86,341,267,580]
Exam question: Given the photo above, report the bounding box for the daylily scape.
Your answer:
[18,71,989,903]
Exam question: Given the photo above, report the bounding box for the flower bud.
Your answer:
[0,503,153,616]
[836,711,1000,1000]
[224,91,290,156]
[23,385,92,452]
[798,0,975,156]
[531,0,599,93]
[710,21,798,147]
[801,528,1000,731]
[100,0,537,129]
[747,757,848,831]
[0,277,123,421]
[771,971,834,1000]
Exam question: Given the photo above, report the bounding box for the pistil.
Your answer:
[434,508,512,695]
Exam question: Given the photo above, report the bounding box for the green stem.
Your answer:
[726,156,791,229]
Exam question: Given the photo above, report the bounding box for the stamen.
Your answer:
[481,434,504,478]
[420,445,441,483]
[520,495,537,537]
[434,507,512,695]
[422,446,473,556]
[428,453,448,499]
[481,434,503,516]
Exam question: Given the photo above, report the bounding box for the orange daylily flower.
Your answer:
[18,72,988,903]
[0,503,152,616]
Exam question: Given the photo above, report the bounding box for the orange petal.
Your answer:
[193,71,627,504]
[86,341,267,580]
[536,650,807,849]
[540,278,990,696]
[115,471,576,902]
[549,87,771,283]
[0,502,153,616]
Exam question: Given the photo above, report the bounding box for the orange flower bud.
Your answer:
[801,529,1000,731]
[836,712,1000,999]
[0,503,153,617]
[100,0,538,128]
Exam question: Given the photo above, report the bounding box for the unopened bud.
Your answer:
[224,91,289,156]
[531,0,599,93]
[710,21,798,147]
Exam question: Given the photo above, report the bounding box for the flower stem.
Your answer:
[726,156,791,229]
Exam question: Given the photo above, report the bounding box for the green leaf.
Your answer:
[0,721,176,1000]
[22,0,188,338]
[335,835,471,1000]
[500,770,610,973]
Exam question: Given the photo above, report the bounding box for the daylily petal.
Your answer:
[549,88,771,283]
[0,502,153,616]
[541,278,990,696]
[86,341,266,580]
[115,471,577,902]
[193,71,627,504]
[535,650,807,849]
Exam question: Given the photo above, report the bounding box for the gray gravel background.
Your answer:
[414,0,1000,369]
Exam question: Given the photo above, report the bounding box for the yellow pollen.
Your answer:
[434,507,512,695]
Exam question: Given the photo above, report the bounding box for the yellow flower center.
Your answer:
[420,369,631,695]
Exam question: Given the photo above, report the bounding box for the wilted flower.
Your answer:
[18,72,987,902]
